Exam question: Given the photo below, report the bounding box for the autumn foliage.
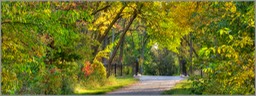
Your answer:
[1,1,254,95]
[82,61,93,77]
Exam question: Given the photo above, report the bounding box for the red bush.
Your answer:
[82,61,93,77]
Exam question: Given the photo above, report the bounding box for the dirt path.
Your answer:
[106,75,184,95]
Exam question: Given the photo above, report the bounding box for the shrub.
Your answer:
[43,66,62,95]
[1,68,20,94]
[60,62,79,94]
[82,61,93,77]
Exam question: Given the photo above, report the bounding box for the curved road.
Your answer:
[106,75,184,95]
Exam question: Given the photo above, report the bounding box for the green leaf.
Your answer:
[199,47,208,56]
[210,47,215,54]
[229,35,233,40]
[205,49,210,57]
[220,29,224,35]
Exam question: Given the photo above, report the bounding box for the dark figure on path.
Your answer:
[181,59,187,76]
[135,57,139,76]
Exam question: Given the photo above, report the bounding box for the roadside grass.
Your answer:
[162,79,193,95]
[74,75,138,95]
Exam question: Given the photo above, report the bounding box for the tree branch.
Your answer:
[182,36,199,58]
[107,5,140,77]
[98,4,127,43]
[1,20,38,26]
[91,4,111,15]
[92,4,127,56]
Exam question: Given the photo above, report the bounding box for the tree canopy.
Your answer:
[1,1,254,95]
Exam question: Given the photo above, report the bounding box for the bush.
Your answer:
[190,60,255,95]
[41,66,62,94]
[2,68,20,94]
[60,62,79,94]
[79,59,107,89]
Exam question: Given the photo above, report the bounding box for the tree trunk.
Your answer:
[118,19,126,76]
[135,58,139,76]
[189,33,193,76]
[140,31,148,75]
[114,63,117,76]
[182,35,202,77]
[107,9,138,78]
[102,35,108,67]
[118,37,124,76]
[108,29,115,75]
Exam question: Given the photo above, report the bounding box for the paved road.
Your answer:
[106,75,184,95]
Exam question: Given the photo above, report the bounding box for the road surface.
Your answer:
[106,75,184,95]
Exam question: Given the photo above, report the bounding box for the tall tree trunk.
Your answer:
[118,37,124,76]
[110,28,115,56]
[102,35,108,67]
[118,19,126,76]
[107,9,138,78]
[130,32,136,76]
[178,40,183,76]
[109,29,115,75]
[114,63,117,76]
[140,31,148,75]
[182,36,201,77]
[189,33,193,76]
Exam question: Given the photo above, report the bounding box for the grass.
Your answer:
[74,75,138,95]
[162,79,193,95]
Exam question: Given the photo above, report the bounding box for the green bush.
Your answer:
[190,60,255,95]
[2,68,20,94]
[60,62,79,94]
[41,66,62,94]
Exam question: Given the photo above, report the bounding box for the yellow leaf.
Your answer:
[217,48,221,54]
[210,47,215,54]
[43,9,51,17]
[230,5,236,13]
[234,54,238,59]
[222,48,225,53]
[226,54,231,58]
